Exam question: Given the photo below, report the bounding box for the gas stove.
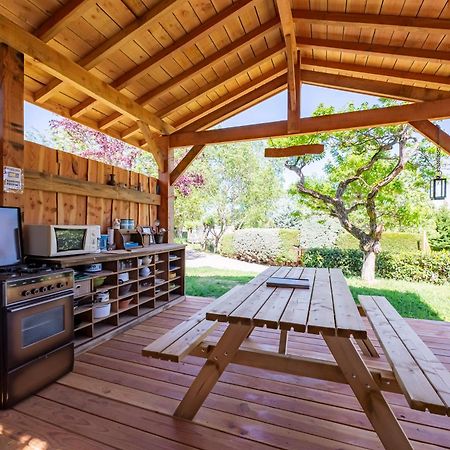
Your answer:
[0,265,74,305]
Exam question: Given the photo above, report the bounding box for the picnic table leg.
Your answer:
[279,330,288,354]
[323,335,413,450]
[174,322,253,420]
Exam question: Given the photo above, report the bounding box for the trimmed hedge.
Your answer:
[219,228,300,265]
[336,232,420,253]
[303,248,450,284]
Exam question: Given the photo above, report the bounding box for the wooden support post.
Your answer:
[279,330,289,354]
[323,335,412,450]
[158,141,174,243]
[0,45,24,208]
[288,50,301,133]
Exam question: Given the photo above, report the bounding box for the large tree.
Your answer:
[270,100,433,282]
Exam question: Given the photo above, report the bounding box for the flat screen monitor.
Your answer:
[0,207,22,267]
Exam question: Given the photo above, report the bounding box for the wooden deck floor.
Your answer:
[2,296,450,449]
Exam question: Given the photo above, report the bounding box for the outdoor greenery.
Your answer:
[303,248,450,284]
[220,228,300,264]
[336,231,420,253]
[430,207,450,251]
[174,141,283,251]
[269,99,434,281]
[185,267,450,321]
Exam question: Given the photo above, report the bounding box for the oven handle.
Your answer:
[7,292,73,313]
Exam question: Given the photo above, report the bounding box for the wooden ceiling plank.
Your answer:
[275,0,297,111]
[301,58,450,89]
[169,96,450,147]
[296,37,450,65]
[34,0,98,42]
[137,120,165,170]
[170,145,206,184]
[0,14,173,135]
[410,121,450,156]
[288,50,301,133]
[265,145,324,157]
[96,21,281,132]
[34,0,180,103]
[69,0,260,118]
[293,10,450,34]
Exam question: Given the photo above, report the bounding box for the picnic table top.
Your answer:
[206,266,367,339]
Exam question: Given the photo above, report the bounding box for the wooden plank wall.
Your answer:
[23,141,158,232]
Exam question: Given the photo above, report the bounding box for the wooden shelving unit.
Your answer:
[41,244,185,349]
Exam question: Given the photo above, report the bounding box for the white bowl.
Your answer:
[93,303,111,319]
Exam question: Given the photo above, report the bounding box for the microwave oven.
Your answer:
[24,225,101,257]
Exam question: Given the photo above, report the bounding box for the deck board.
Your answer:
[3,296,450,449]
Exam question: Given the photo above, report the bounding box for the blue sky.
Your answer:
[25,84,449,188]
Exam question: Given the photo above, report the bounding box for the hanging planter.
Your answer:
[430,148,447,200]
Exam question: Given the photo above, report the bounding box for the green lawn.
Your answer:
[186,267,450,321]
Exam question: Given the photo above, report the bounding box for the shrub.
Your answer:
[303,248,450,284]
[298,216,342,248]
[336,231,420,253]
[430,207,450,251]
[219,228,300,264]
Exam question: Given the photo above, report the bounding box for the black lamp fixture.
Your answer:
[430,147,447,200]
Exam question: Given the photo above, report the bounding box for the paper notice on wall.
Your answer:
[3,166,24,193]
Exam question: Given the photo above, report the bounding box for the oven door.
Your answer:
[5,292,73,370]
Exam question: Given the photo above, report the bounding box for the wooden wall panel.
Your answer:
[23,141,158,230]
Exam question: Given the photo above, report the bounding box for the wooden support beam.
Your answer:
[34,0,180,103]
[170,145,206,185]
[33,0,97,42]
[265,145,324,158]
[137,121,165,171]
[410,121,450,156]
[158,143,174,243]
[24,170,160,205]
[0,13,173,135]
[69,0,260,119]
[300,58,450,89]
[0,45,24,208]
[288,50,301,133]
[300,70,450,103]
[296,37,450,65]
[169,96,450,147]
[275,0,297,112]
[292,9,450,34]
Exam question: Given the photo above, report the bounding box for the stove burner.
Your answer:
[0,264,54,277]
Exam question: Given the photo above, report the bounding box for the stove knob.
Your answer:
[40,286,48,293]
[31,288,39,295]
[48,284,55,290]
[22,290,31,297]
[56,282,64,289]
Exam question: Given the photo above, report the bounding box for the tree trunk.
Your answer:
[361,250,376,283]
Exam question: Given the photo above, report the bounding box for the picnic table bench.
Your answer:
[143,267,450,450]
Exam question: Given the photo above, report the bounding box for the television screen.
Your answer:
[55,228,86,252]
[0,207,22,267]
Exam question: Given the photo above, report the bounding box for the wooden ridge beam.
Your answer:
[119,42,284,139]
[104,30,282,136]
[300,69,450,103]
[296,37,450,65]
[288,50,301,132]
[265,145,324,158]
[170,145,206,184]
[34,0,180,103]
[292,9,450,34]
[169,97,450,147]
[34,0,97,42]
[69,0,260,118]
[410,121,450,156]
[0,14,173,135]
[137,121,165,171]
[300,58,450,89]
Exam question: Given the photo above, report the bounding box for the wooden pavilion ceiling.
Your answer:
[1,0,449,151]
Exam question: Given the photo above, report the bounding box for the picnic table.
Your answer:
[143,266,450,450]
